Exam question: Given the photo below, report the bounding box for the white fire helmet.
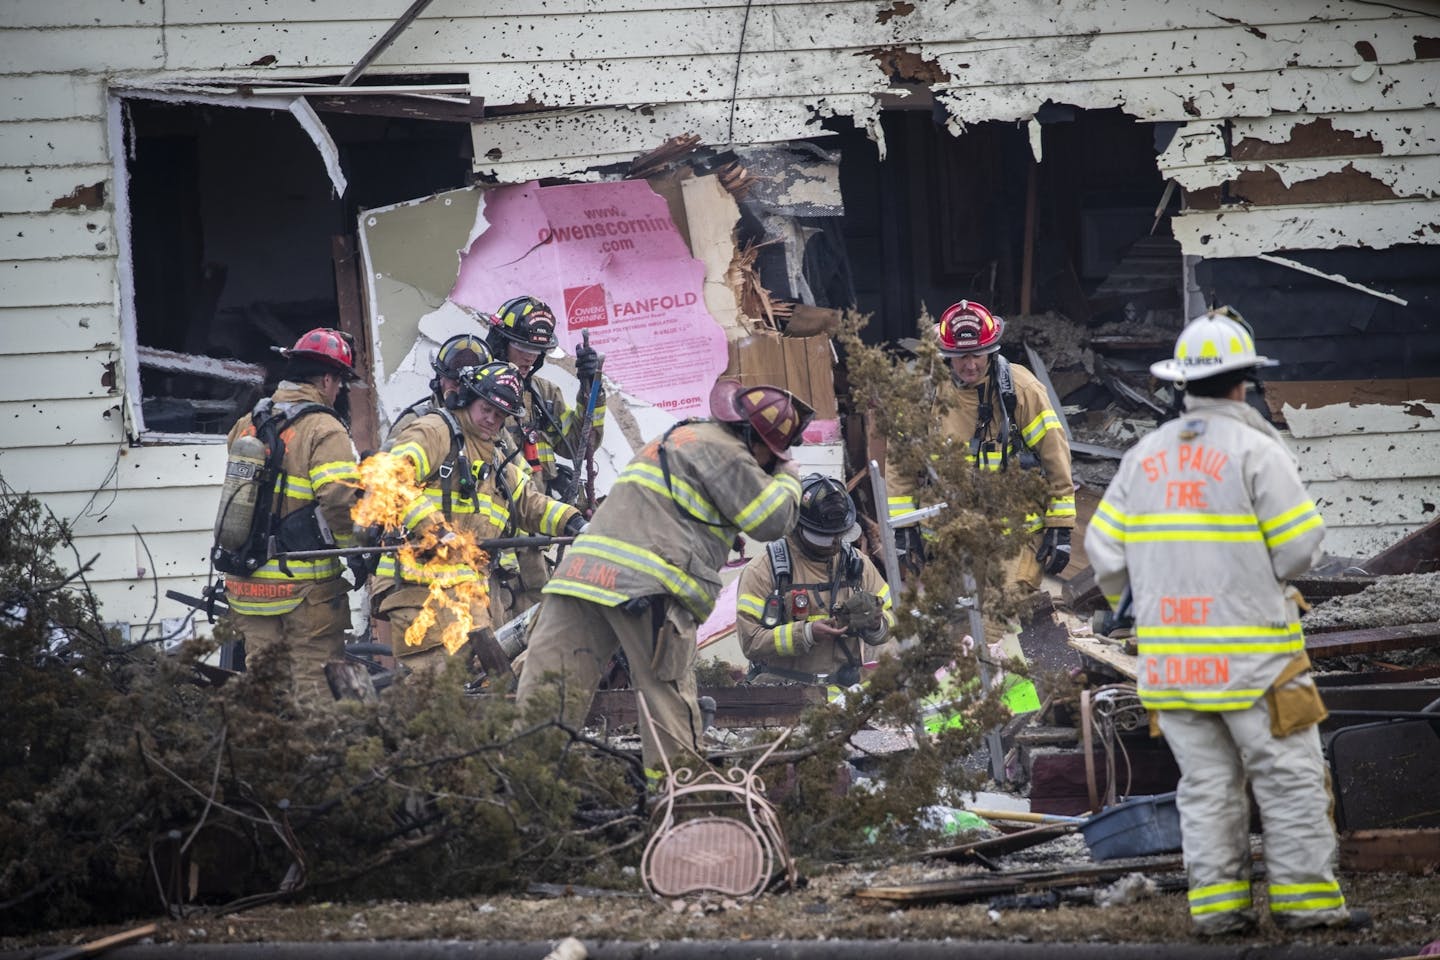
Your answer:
[1150,307,1279,384]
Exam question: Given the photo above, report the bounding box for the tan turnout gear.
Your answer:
[736,535,896,681]
[495,375,607,618]
[224,381,360,691]
[1085,388,1348,933]
[886,360,1074,588]
[517,418,802,775]
[375,408,578,665]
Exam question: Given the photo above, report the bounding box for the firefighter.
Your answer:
[887,299,1076,585]
[1085,308,1367,935]
[372,361,584,674]
[486,296,606,619]
[515,377,809,781]
[737,474,896,687]
[220,327,362,698]
[386,331,492,444]
[885,300,1073,698]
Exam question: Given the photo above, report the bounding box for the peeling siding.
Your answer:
[1172,198,1440,258]
[1284,401,1440,559]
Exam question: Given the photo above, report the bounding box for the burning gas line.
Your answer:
[340,451,527,656]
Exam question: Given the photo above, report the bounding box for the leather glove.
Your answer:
[575,342,603,381]
[835,591,886,642]
[1035,527,1072,576]
[563,514,589,538]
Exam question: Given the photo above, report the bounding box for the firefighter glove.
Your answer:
[563,514,589,538]
[575,342,603,381]
[835,590,886,643]
[1036,527,1072,576]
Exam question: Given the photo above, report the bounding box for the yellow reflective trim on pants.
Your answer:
[1188,880,1253,916]
[1268,880,1344,912]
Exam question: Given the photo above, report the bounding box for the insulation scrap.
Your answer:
[1303,573,1440,630]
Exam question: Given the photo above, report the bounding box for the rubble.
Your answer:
[1302,573,1440,630]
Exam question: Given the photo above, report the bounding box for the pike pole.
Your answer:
[575,328,605,515]
[276,535,576,560]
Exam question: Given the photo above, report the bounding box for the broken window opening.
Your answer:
[117,90,474,441]
[833,106,1183,345]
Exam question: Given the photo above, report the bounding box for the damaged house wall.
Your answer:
[1,0,1437,628]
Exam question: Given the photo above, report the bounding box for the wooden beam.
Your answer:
[854,857,1184,906]
[307,94,484,124]
[332,234,380,458]
[1019,159,1038,315]
[1340,829,1440,874]
[1361,514,1440,575]
[1293,576,1376,601]
[918,823,1076,864]
[1306,621,1440,659]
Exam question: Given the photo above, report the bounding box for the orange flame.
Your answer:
[353,451,491,656]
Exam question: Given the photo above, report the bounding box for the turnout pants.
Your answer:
[1158,697,1348,931]
[379,582,491,675]
[516,593,703,781]
[232,577,350,702]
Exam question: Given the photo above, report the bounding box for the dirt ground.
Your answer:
[9,854,1437,952]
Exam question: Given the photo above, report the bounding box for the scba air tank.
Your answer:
[214,434,267,551]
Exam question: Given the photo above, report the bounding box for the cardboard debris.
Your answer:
[724,330,838,421]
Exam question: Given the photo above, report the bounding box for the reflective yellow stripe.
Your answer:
[1261,500,1324,548]
[228,596,304,616]
[569,536,708,611]
[735,473,801,534]
[1046,496,1076,518]
[887,495,917,518]
[1268,881,1344,912]
[543,577,629,606]
[391,440,430,481]
[1021,409,1061,446]
[1140,689,1264,710]
[310,460,359,488]
[774,621,795,656]
[614,462,730,542]
[538,498,570,536]
[374,554,480,585]
[1137,622,1304,655]
[1188,880,1252,916]
[737,593,766,618]
[281,476,316,500]
[249,559,341,580]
